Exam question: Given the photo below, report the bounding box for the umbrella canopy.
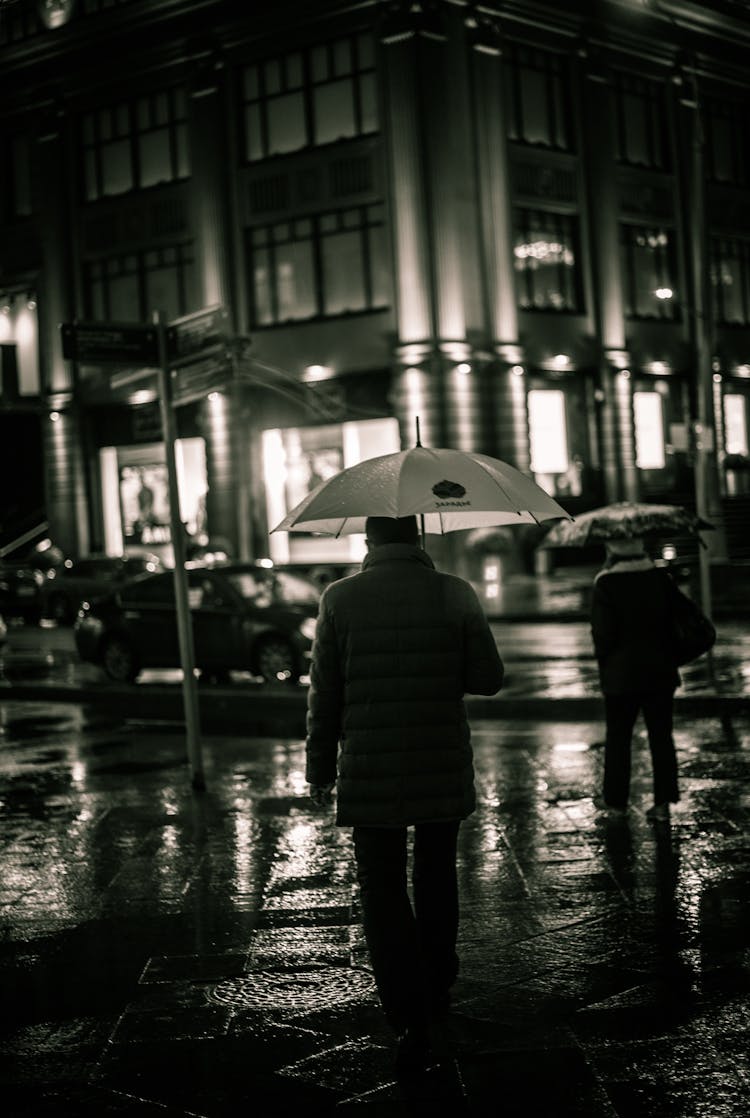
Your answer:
[540,501,713,548]
[271,446,572,537]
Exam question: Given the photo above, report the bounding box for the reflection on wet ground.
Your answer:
[0,701,748,1115]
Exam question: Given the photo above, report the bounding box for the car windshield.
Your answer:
[226,571,319,606]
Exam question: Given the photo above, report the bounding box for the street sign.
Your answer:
[60,321,159,365]
[166,305,229,367]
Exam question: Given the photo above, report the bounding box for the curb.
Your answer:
[1,681,745,734]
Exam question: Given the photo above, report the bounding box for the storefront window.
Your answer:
[528,389,569,475]
[634,391,666,468]
[724,394,749,455]
[264,416,400,564]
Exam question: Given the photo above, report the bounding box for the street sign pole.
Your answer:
[154,311,206,791]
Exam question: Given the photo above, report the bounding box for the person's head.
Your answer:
[604,537,646,561]
[365,515,420,550]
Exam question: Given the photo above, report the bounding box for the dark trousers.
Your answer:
[352,820,461,1033]
[603,690,678,808]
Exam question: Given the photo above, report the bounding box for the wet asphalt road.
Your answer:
[0,699,748,1116]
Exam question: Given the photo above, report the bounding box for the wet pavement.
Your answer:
[1,700,749,1116]
[1,566,748,731]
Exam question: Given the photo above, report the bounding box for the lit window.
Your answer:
[514,210,581,312]
[724,394,748,455]
[634,391,666,468]
[528,389,569,473]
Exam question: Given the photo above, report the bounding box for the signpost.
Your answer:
[59,307,230,791]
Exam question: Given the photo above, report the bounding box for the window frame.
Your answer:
[248,203,389,326]
[505,43,574,153]
[79,85,190,202]
[620,223,679,321]
[84,242,196,323]
[711,235,750,326]
[513,207,583,313]
[613,70,669,171]
[241,32,378,163]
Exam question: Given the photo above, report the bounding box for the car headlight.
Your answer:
[299,616,317,641]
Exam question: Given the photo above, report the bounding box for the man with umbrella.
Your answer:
[305,514,505,1075]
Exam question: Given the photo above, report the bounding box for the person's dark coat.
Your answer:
[306,543,505,827]
[591,557,680,695]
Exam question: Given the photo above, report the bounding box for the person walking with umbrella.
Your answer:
[590,536,681,824]
[305,515,505,1075]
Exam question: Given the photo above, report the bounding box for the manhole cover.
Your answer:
[210,967,375,1013]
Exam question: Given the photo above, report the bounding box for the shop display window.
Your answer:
[634,391,666,469]
[264,416,400,564]
[528,389,569,478]
[724,394,749,456]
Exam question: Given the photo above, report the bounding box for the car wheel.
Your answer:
[101,635,139,682]
[48,592,73,624]
[254,636,299,683]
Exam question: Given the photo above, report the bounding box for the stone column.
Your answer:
[37,111,89,553]
[614,370,639,500]
[580,56,634,503]
[201,390,239,555]
[470,23,529,466]
[381,11,442,448]
[188,61,233,314]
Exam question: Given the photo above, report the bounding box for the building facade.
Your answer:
[1,0,749,574]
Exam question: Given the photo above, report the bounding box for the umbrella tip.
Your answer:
[415,415,422,448]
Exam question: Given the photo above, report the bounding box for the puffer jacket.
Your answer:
[306,543,504,827]
[590,558,681,695]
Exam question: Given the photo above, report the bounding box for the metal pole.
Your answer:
[154,311,206,791]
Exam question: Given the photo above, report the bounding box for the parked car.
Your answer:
[0,560,46,621]
[74,561,320,684]
[41,554,163,624]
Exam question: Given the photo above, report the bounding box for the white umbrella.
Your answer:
[271,445,572,537]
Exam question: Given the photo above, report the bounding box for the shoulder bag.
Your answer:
[664,575,717,667]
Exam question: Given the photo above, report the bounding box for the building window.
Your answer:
[505,45,572,152]
[633,391,666,469]
[704,96,749,186]
[620,225,678,320]
[724,394,748,456]
[242,33,377,162]
[85,243,196,323]
[80,87,189,201]
[249,204,389,325]
[711,237,750,325]
[8,135,33,218]
[613,72,669,171]
[514,209,581,312]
